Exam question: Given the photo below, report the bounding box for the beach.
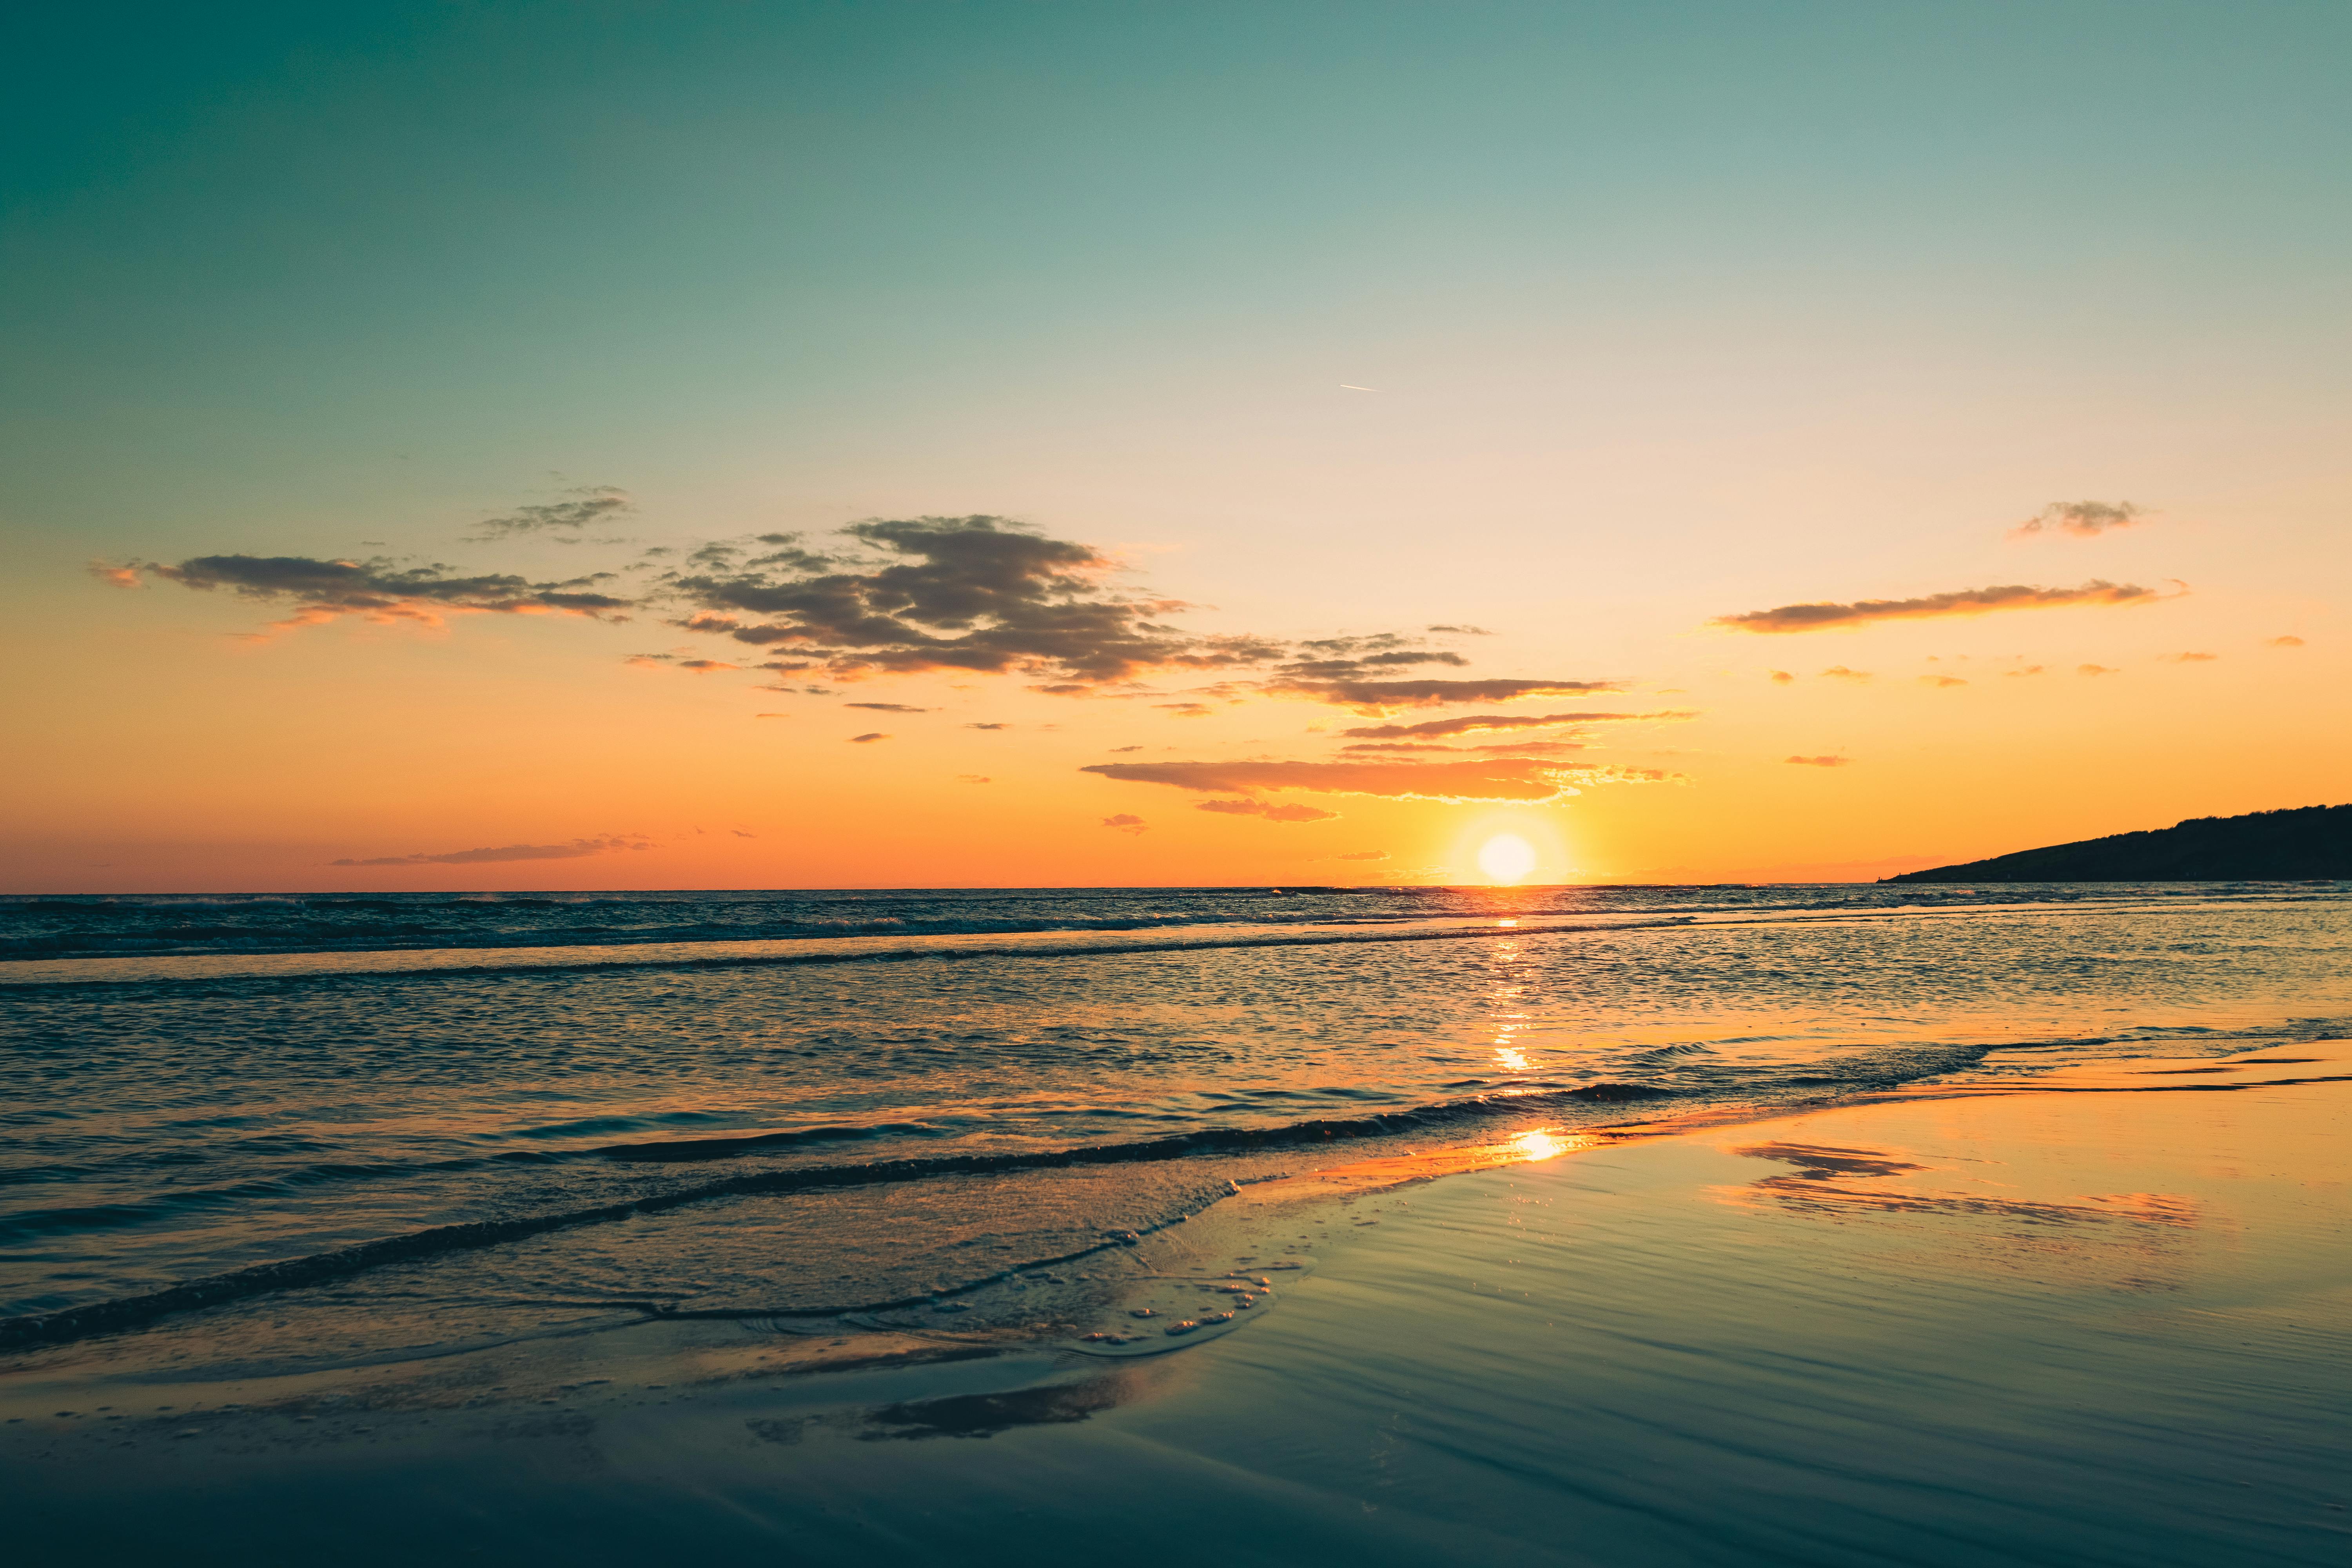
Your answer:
[7,1042,2344,1566]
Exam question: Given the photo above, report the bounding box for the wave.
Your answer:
[0,1075,1753,1352]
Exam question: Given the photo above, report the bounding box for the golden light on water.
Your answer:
[1510,1130,1567,1161]
[1477,833,1538,884]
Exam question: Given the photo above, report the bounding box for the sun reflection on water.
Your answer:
[1511,1130,1568,1161]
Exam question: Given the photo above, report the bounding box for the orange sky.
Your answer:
[5,6,2347,891]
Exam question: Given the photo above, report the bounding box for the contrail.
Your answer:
[1340,384,1378,391]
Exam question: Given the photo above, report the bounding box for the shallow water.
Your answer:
[4,883,2348,1360]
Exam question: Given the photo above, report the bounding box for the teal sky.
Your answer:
[6,2,2349,889]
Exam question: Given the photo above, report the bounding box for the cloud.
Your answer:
[1425,624,1493,635]
[1713,580,2171,633]
[847,702,930,711]
[1083,757,1670,804]
[1820,666,1871,681]
[469,486,634,539]
[2010,500,2145,539]
[2266,635,2305,648]
[964,722,1009,730]
[1101,813,1148,834]
[1332,850,1390,861]
[1769,670,1794,684]
[2003,666,2045,678]
[755,712,790,718]
[1196,799,1340,823]
[133,553,633,632]
[628,653,740,673]
[849,731,889,743]
[956,774,992,784]
[331,834,652,866]
[1338,709,1679,741]
[1919,675,1967,688]
[2077,664,2121,676]
[1267,677,1622,713]
[1786,755,1851,767]
[2160,652,2216,663]
[1154,702,1214,717]
[732,829,757,838]
[88,562,143,588]
[664,515,1294,685]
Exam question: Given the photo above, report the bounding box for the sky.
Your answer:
[4,0,2347,892]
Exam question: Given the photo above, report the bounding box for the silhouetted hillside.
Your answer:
[1884,804,2352,882]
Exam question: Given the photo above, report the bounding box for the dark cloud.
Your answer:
[2011,500,2145,539]
[1101,813,1148,834]
[331,834,652,866]
[1425,624,1493,635]
[964,722,1010,730]
[1785,755,1851,768]
[469,486,634,539]
[1083,758,1670,804]
[134,554,632,632]
[627,653,740,673]
[664,515,1290,685]
[1267,677,1622,713]
[847,702,931,712]
[1339,710,1678,741]
[1714,581,2170,633]
[849,732,889,743]
[1196,799,1339,823]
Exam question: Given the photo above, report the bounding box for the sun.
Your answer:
[1476,833,1538,884]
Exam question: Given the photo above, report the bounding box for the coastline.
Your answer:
[5,1046,2346,1564]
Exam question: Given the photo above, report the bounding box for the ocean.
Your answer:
[5,882,2348,1366]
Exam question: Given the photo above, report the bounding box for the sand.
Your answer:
[4,1047,2346,1566]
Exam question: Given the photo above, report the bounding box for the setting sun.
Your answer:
[1476,834,1539,884]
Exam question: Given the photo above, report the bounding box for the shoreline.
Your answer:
[6,1044,2347,1563]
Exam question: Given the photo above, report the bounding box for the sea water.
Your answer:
[4,882,2347,1362]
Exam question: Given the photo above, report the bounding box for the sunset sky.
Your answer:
[6,1,2346,892]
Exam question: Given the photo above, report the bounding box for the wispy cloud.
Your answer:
[847,702,930,712]
[2160,651,2217,663]
[1196,798,1339,823]
[1267,677,1622,713]
[331,834,652,866]
[1101,813,1148,834]
[2077,663,2121,676]
[1785,755,1851,767]
[468,486,634,540]
[1714,580,2172,633]
[1339,709,1681,741]
[2266,635,2305,648]
[1083,758,1671,804]
[1919,674,1967,688]
[1332,850,1390,862]
[956,774,992,784]
[1821,666,1871,682]
[849,731,890,743]
[129,553,632,633]
[2010,500,2145,539]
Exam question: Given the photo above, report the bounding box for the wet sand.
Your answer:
[6,1047,2347,1566]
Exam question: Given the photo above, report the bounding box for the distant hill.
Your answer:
[1883,804,2352,883]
